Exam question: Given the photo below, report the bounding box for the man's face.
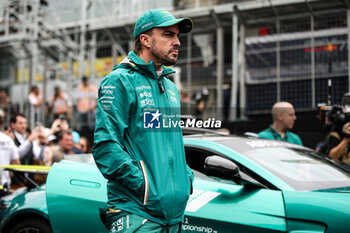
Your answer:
[83,79,88,87]
[0,91,6,99]
[59,133,73,151]
[149,25,181,66]
[78,138,88,152]
[280,107,297,130]
[12,116,27,134]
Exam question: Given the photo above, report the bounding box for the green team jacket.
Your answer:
[93,51,193,226]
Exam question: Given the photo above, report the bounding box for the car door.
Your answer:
[46,159,108,233]
[183,146,287,233]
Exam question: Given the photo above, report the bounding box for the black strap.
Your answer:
[269,126,288,141]
[99,207,109,230]
[13,135,21,147]
[158,79,164,93]
[178,222,182,233]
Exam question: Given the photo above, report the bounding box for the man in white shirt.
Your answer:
[9,113,40,165]
[0,109,20,189]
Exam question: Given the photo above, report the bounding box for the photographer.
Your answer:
[322,122,350,164]
[321,94,350,164]
[327,122,350,164]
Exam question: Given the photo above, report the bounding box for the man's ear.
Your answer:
[139,34,151,49]
[276,111,284,120]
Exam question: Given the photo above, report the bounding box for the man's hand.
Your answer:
[50,118,61,134]
[329,122,350,160]
[343,122,350,136]
[28,126,40,142]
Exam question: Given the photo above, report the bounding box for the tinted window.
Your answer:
[243,147,350,191]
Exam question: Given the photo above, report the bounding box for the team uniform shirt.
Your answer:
[258,125,303,146]
[0,131,19,185]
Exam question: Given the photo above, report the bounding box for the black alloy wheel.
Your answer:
[7,218,52,233]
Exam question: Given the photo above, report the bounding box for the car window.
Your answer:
[243,147,350,191]
[185,146,261,185]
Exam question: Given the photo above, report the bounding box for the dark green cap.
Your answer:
[133,9,193,39]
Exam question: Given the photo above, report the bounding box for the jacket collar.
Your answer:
[113,51,175,79]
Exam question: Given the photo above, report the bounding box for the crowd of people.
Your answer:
[0,77,95,192]
[26,76,98,131]
[1,83,350,183]
[0,75,97,130]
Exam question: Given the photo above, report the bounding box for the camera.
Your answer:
[321,93,350,138]
[317,93,350,153]
[327,105,350,129]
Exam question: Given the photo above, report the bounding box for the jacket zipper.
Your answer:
[159,77,176,222]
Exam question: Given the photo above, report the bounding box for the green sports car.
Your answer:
[1,134,350,233]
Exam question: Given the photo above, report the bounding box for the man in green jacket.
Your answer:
[93,9,194,233]
[258,101,303,145]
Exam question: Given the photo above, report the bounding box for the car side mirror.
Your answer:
[204,155,241,183]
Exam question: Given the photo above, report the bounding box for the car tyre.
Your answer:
[7,218,52,233]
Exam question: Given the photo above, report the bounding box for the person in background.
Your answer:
[7,113,40,165]
[31,126,49,165]
[28,85,42,129]
[319,94,350,164]
[321,122,350,164]
[50,86,72,121]
[76,76,97,132]
[192,87,209,120]
[77,136,91,153]
[45,117,73,164]
[51,129,82,164]
[93,9,194,233]
[258,101,302,145]
[71,130,83,154]
[0,89,17,128]
[0,109,20,192]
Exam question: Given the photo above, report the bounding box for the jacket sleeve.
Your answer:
[92,73,143,192]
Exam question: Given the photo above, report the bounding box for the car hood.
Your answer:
[283,190,350,233]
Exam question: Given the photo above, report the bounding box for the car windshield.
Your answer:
[243,147,350,191]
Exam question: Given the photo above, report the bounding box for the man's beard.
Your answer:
[151,42,178,66]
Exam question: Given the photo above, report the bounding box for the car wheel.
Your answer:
[7,218,52,233]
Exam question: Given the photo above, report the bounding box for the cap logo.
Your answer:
[141,22,153,29]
